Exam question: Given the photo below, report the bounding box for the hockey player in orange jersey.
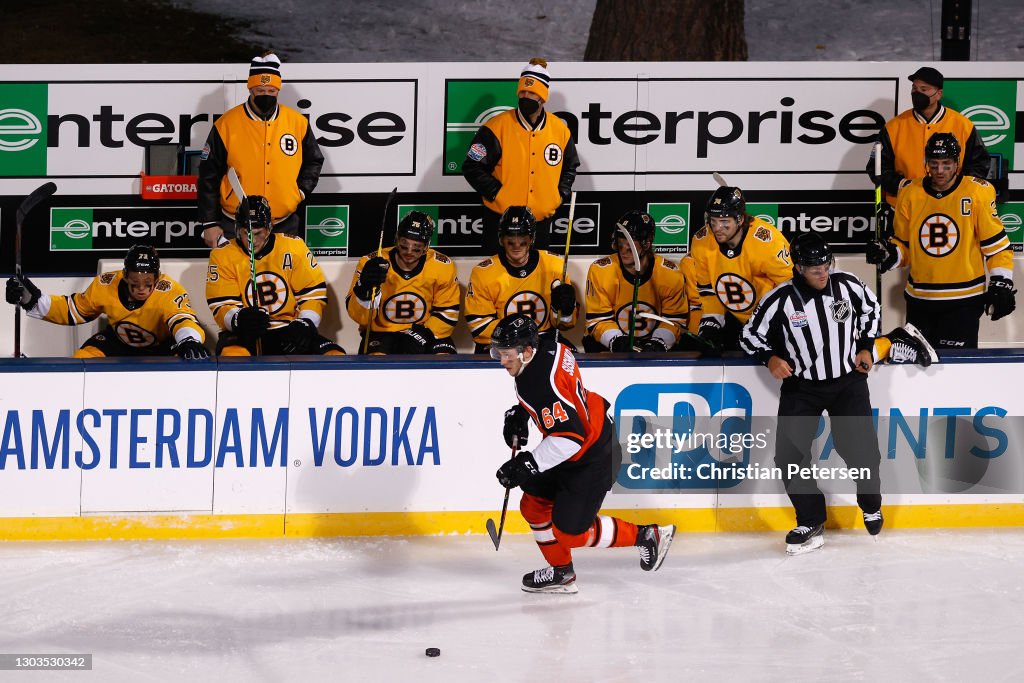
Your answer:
[6,244,208,359]
[491,313,675,593]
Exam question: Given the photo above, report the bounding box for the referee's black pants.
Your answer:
[775,371,882,528]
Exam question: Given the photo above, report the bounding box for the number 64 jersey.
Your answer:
[514,339,611,472]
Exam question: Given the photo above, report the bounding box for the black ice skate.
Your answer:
[785,524,824,555]
[887,323,938,367]
[863,510,884,536]
[522,563,578,594]
[636,524,676,571]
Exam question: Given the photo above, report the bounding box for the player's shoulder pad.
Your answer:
[593,256,612,268]
[475,257,494,269]
[693,226,709,241]
[99,272,116,285]
[432,250,452,265]
[155,279,172,292]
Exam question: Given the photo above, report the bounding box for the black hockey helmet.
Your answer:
[396,210,435,244]
[498,206,537,239]
[925,132,961,161]
[791,233,833,268]
[124,244,160,275]
[614,209,656,244]
[705,186,746,220]
[235,195,273,229]
[490,313,540,359]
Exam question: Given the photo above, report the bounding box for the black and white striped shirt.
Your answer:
[740,271,880,381]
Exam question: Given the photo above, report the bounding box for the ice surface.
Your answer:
[2,529,1023,681]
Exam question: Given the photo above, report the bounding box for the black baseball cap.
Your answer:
[908,67,944,89]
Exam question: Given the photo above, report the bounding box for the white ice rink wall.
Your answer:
[0,354,1021,540]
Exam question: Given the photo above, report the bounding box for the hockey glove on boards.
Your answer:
[609,335,634,352]
[234,306,271,341]
[640,337,669,353]
[398,323,436,353]
[550,281,577,316]
[696,318,724,355]
[354,256,389,299]
[6,276,41,311]
[985,276,1017,321]
[496,450,540,489]
[502,404,530,448]
[865,239,898,272]
[172,338,210,361]
[281,318,318,354]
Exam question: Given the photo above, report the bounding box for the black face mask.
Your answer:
[518,97,541,117]
[911,91,933,113]
[253,94,278,114]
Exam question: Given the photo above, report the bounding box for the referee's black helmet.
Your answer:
[791,233,833,268]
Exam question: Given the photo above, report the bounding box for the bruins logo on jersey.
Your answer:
[156,280,171,292]
[615,301,655,336]
[715,273,757,312]
[754,226,772,242]
[918,214,960,256]
[544,143,563,166]
[246,272,290,312]
[661,259,678,271]
[100,273,115,285]
[594,256,612,267]
[115,321,158,348]
[433,252,451,264]
[694,226,708,240]
[383,292,427,324]
[504,291,548,326]
[477,258,493,269]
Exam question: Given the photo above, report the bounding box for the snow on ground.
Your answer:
[2,530,1023,681]
[173,0,1024,62]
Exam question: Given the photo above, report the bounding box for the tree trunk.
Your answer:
[585,0,748,61]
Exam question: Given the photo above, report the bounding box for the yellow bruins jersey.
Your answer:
[891,175,1012,300]
[34,271,204,348]
[585,254,687,347]
[206,234,327,331]
[346,247,461,337]
[678,254,702,333]
[466,249,577,344]
[691,217,792,325]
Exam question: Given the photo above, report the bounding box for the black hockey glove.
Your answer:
[609,335,634,353]
[430,336,457,354]
[234,306,271,341]
[985,276,1017,321]
[496,450,540,489]
[172,338,210,361]
[398,323,436,353]
[355,256,389,299]
[865,239,898,272]
[281,318,318,353]
[550,282,577,316]
[640,337,669,353]
[502,404,530,449]
[6,275,41,311]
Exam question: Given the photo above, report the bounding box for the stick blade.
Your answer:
[712,172,728,187]
[226,167,246,202]
[16,181,58,225]
[485,518,501,550]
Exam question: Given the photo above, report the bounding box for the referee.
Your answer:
[740,233,886,555]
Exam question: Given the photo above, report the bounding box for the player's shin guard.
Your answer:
[520,494,571,566]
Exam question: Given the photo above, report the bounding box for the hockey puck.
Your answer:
[425,647,441,657]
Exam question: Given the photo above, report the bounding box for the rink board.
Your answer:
[1,352,1024,540]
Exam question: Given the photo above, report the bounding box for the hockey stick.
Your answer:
[486,437,518,551]
[636,311,716,352]
[617,224,643,351]
[361,187,398,354]
[872,142,884,328]
[554,192,577,344]
[13,181,57,358]
[227,167,261,355]
[713,172,728,187]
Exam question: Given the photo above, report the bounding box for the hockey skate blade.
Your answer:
[521,582,579,595]
[901,322,939,365]
[651,524,676,571]
[786,535,825,556]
